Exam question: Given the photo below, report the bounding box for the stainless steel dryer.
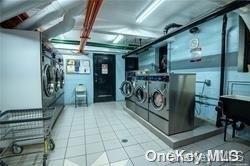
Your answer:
[52,57,65,124]
[134,74,149,121]
[42,45,65,126]
[148,73,196,135]
[42,54,56,107]
[120,71,137,112]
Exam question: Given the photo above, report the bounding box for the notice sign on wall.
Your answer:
[190,37,202,62]
[66,59,90,74]
[102,64,108,74]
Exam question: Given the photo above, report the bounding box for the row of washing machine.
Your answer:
[42,42,65,126]
[120,71,196,135]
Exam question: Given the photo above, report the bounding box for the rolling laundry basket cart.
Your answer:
[0,108,56,166]
[75,84,88,107]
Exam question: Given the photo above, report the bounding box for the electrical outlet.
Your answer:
[205,79,211,86]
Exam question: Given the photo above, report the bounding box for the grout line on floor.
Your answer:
[103,108,135,166]
[82,107,88,166]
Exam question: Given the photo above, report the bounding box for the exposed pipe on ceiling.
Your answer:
[0,0,54,23]
[16,0,83,30]
[122,0,250,58]
[164,23,182,35]
[79,0,104,53]
[50,38,136,50]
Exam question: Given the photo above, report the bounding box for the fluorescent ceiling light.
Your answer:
[136,0,164,24]
[113,35,124,44]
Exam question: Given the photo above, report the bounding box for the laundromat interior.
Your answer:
[0,0,250,166]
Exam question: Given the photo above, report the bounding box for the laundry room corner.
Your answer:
[1,0,250,165]
[63,54,94,105]
[63,53,125,105]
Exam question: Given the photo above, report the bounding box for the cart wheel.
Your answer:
[11,144,23,154]
[49,139,55,151]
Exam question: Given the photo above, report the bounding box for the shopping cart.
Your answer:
[0,108,56,166]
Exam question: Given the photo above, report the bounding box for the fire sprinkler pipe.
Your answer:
[79,0,102,52]
[79,0,103,53]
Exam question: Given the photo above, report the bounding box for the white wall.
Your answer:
[0,29,42,111]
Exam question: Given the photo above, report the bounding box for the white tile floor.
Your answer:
[47,102,250,166]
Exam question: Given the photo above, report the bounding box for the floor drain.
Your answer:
[121,139,128,143]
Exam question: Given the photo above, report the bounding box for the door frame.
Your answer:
[93,53,116,103]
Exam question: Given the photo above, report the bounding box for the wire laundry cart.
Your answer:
[0,108,56,166]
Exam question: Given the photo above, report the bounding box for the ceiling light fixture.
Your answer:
[113,35,124,44]
[136,0,164,24]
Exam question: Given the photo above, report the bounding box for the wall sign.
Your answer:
[66,59,90,74]
[102,64,108,74]
[190,37,202,62]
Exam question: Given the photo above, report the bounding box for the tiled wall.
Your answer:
[63,53,125,105]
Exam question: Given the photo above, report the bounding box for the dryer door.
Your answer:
[43,64,55,97]
[55,68,61,92]
[151,89,166,111]
[135,86,147,104]
[60,69,64,89]
[120,81,134,98]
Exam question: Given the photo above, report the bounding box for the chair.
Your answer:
[75,84,88,107]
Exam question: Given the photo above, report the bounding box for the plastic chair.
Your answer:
[75,84,88,107]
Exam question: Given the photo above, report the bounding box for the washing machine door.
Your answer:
[120,81,134,98]
[151,89,166,111]
[55,68,61,92]
[60,69,64,89]
[135,86,147,104]
[43,64,55,97]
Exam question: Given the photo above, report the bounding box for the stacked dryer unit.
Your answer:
[134,73,149,121]
[148,73,195,135]
[120,71,137,112]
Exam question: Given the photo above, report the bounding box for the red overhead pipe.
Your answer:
[79,0,103,53]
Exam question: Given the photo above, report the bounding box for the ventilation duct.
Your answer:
[0,0,54,23]
[43,5,84,39]
[44,15,76,39]
[17,0,83,30]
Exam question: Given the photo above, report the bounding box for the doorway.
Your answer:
[93,54,116,102]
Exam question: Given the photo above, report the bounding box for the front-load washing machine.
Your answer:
[120,71,137,112]
[134,74,149,121]
[148,73,196,135]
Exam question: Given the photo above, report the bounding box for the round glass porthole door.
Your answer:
[43,64,55,97]
[151,90,165,111]
[60,69,64,89]
[120,81,134,98]
[55,68,61,92]
[135,86,147,103]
